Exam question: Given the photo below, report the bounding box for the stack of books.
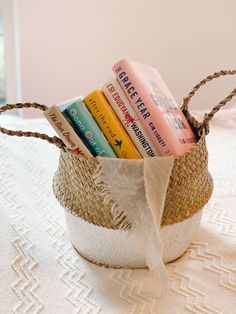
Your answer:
[44,59,196,159]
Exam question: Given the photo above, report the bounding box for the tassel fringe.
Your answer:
[92,163,130,230]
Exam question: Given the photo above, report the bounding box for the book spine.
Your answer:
[63,99,117,158]
[43,105,92,157]
[83,90,142,159]
[112,60,196,156]
[103,78,159,157]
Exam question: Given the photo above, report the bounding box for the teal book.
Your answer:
[60,97,117,158]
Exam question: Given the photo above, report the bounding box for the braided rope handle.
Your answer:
[1,70,235,147]
[0,103,65,149]
[181,70,236,134]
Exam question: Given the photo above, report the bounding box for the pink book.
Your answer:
[112,59,196,156]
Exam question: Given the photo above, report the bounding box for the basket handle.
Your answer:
[0,103,65,149]
[181,70,236,135]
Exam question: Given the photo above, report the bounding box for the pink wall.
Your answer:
[16,0,236,118]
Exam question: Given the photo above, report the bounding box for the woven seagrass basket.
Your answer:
[1,70,235,269]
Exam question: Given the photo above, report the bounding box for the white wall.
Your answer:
[0,0,20,104]
[16,0,236,118]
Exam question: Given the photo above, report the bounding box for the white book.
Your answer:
[103,78,159,157]
[43,105,92,157]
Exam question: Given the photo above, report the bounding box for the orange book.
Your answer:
[83,90,142,159]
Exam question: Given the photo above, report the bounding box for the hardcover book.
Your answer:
[43,105,92,157]
[103,78,159,157]
[83,90,142,159]
[112,59,196,156]
[60,97,117,158]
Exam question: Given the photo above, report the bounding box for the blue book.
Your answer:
[60,97,117,158]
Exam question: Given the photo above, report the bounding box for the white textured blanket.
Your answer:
[0,110,236,313]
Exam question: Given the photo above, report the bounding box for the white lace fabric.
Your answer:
[0,111,236,313]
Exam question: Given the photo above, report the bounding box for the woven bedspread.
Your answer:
[0,110,236,314]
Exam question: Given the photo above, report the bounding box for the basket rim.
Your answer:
[60,110,203,162]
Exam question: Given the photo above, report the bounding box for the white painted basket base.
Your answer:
[65,209,203,268]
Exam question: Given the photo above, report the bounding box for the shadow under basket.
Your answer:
[0,69,235,270]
